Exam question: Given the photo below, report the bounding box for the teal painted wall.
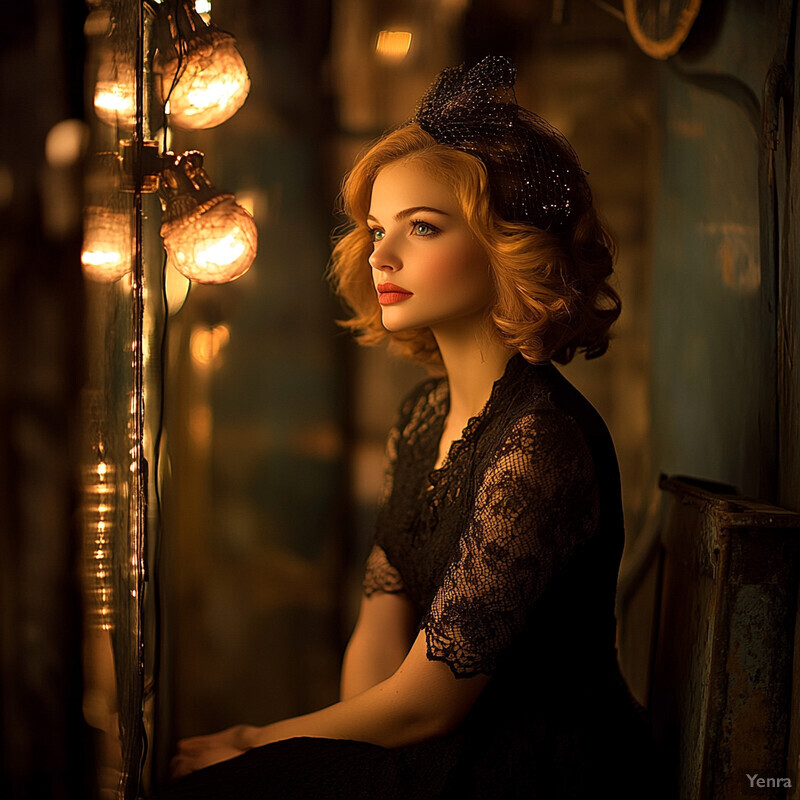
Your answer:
[650,0,791,502]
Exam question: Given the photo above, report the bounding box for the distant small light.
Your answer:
[45,120,87,168]
[376,31,413,62]
[190,324,230,367]
[84,8,112,37]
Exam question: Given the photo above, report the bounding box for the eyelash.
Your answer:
[368,220,441,241]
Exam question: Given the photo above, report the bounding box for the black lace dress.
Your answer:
[156,354,655,800]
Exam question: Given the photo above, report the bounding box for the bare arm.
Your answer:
[253,632,488,746]
[340,590,417,700]
[172,631,489,777]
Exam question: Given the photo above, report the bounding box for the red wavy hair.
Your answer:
[327,124,620,366]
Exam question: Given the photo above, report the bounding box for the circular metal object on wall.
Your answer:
[624,0,703,60]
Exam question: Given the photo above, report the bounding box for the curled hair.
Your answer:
[327,124,620,366]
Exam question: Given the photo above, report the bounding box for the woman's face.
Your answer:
[367,159,493,335]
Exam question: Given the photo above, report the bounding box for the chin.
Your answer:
[379,310,417,333]
[381,320,413,333]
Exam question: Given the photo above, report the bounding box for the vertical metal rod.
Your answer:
[124,0,149,797]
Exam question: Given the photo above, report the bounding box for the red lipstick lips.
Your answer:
[377,282,413,306]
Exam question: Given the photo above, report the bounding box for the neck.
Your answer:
[432,315,516,420]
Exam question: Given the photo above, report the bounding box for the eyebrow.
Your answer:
[366,205,451,223]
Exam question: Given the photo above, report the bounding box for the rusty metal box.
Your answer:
[648,476,800,799]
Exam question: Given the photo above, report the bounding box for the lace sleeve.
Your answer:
[362,396,409,597]
[362,544,405,596]
[423,410,600,678]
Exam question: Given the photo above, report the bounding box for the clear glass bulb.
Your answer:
[161,196,256,283]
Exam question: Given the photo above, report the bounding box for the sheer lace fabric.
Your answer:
[363,355,603,678]
[151,355,657,800]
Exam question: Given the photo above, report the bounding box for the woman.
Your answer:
[159,56,656,799]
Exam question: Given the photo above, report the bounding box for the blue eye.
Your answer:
[412,221,438,236]
[369,228,385,242]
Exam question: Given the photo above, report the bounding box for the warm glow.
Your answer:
[94,83,135,120]
[189,404,213,444]
[376,30,413,61]
[82,206,132,282]
[161,196,257,284]
[93,57,136,127]
[158,36,250,129]
[191,324,230,367]
[45,120,87,168]
[84,456,115,631]
[234,190,263,218]
[196,232,246,268]
[83,250,123,267]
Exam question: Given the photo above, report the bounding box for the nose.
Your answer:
[368,237,401,272]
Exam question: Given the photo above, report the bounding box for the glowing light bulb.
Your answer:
[162,196,256,283]
[82,206,132,282]
[153,0,250,130]
[159,150,257,284]
[159,37,249,129]
[93,54,136,128]
[197,230,244,267]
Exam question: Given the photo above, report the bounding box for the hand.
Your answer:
[170,725,258,779]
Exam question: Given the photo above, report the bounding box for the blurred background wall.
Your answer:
[1,0,798,798]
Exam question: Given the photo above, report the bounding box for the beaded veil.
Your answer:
[410,55,591,233]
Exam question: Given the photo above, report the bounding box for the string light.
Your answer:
[159,150,257,283]
[153,0,250,130]
[84,457,116,631]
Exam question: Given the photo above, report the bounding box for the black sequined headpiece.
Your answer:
[410,56,591,233]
